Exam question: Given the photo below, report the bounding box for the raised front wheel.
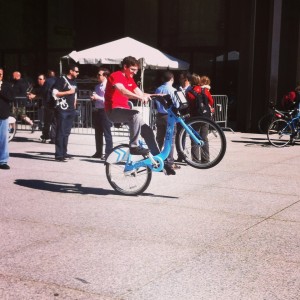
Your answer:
[105,144,152,196]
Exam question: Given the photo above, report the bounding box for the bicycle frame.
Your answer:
[286,115,300,135]
[120,107,204,173]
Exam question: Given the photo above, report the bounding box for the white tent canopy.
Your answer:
[62,37,190,71]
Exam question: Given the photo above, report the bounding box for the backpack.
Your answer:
[189,87,211,118]
[281,90,300,110]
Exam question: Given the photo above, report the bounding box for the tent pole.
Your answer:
[59,58,62,76]
[140,58,145,92]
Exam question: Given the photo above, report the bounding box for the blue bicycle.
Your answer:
[105,92,227,195]
[267,108,300,147]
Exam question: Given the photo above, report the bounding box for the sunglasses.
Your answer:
[97,73,104,77]
[73,70,79,73]
[38,78,44,80]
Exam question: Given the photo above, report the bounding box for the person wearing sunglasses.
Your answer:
[105,56,160,157]
[90,67,113,159]
[52,64,79,162]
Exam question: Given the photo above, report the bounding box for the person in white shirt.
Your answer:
[90,67,113,159]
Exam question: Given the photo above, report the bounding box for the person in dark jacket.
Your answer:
[0,68,14,169]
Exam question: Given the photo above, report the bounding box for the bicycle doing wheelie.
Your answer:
[105,91,227,195]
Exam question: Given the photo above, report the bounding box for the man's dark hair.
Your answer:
[47,70,56,78]
[179,71,192,81]
[121,56,139,68]
[68,63,79,72]
[98,67,110,78]
[162,71,174,83]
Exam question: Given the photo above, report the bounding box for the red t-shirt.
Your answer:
[104,70,138,111]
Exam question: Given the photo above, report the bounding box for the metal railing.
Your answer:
[13,94,233,135]
[212,95,234,132]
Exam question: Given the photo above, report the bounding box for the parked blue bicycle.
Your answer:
[267,108,300,147]
[105,92,227,195]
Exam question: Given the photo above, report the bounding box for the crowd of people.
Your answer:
[0,57,216,172]
[2,55,299,172]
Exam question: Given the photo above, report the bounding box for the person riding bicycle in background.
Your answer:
[282,83,300,116]
[104,56,160,157]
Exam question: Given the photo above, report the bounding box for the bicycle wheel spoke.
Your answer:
[105,145,152,195]
[267,119,292,147]
[176,117,226,169]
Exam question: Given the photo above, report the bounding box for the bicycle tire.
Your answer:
[105,144,152,196]
[176,117,226,169]
[8,117,17,142]
[267,119,292,147]
[258,112,274,134]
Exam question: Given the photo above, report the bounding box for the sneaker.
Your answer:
[163,165,176,175]
[55,157,67,162]
[172,164,181,170]
[0,164,10,170]
[31,124,37,133]
[64,154,74,160]
[129,146,150,156]
[91,153,103,158]
[175,157,183,163]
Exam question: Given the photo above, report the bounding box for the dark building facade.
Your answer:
[0,0,299,132]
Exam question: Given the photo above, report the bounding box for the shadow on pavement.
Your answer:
[230,136,272,147]
[14,179,119,195]
[10,152,101,163]
[10,152,54,161]
[14,179,178,198]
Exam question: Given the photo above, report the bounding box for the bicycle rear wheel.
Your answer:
[105,144,152,196]
[258,112,274,134]
[267,119,292,147]
[8,116,17,142]
[176,117,226,169]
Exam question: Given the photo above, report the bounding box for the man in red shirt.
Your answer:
[105,56,159,156]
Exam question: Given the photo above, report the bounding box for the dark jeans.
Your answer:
[55,109,76,159]
[191,122,209,162]
[42,107,56,141]
[92,109,113,156]
[155,113,176,167]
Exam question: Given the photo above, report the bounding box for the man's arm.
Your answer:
[52,88,76,99]
[114,83,150,103]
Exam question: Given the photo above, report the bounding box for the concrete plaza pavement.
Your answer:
[1,129,300,299]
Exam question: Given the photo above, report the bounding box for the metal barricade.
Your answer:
[212,95,234,132]
[73,98,131,136]
[13,96,42,130]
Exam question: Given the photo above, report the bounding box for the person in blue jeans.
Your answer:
[0,68,14,169]
[52,64,79,162]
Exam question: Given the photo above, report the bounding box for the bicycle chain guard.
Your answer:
[150,155,164,172]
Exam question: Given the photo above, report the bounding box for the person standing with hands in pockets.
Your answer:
[52,64,79,162]
[90,67,113,159]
